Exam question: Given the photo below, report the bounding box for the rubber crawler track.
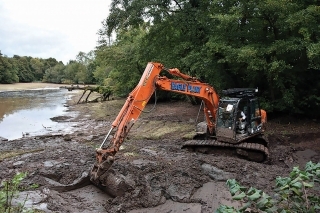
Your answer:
[182,140,270,162]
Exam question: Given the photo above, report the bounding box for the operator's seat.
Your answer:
[236,107,247,134]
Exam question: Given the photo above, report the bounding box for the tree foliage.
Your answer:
[0,52,97,85]
[95,26,147,95]
[0,55,19,83]
[12,56,34,82]
[95,0,320,117]
[1,0,319,117]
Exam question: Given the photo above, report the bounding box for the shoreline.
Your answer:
[0,82,69,92]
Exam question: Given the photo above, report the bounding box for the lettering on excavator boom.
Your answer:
[171,82,202,93]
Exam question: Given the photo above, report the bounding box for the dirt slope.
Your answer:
[0,96,319,213]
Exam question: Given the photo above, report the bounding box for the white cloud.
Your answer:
[0,0,111,64]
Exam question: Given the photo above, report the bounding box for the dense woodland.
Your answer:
[1,0,319,117]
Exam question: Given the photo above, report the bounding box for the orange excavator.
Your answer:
[90,62,269,188]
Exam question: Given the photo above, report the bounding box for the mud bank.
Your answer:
[0,95,319,212]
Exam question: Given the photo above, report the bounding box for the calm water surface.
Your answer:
[0,87,76,140]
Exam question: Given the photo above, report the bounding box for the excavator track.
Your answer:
[182,139,269,162]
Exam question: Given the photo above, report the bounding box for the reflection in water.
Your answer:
[0,97,34,121]
[0,88,74,140]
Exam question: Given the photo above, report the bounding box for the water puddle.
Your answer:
[0,88,77,140]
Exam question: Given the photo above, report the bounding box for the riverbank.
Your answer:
[0,82,67,92]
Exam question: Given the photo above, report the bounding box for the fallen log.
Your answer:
[60,85,112,104]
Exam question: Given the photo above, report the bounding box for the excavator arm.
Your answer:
[90,62,220,188]
[155,75,219,134]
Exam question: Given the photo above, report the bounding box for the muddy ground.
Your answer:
[0,92,319,213]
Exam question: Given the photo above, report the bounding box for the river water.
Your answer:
[0,86,77,140]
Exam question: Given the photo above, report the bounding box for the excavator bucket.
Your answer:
[90,150,134,197]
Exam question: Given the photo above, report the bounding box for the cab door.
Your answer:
[247,98,262,134]
[215,99,238,143]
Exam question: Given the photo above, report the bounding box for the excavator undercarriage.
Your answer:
[182,137,269,163]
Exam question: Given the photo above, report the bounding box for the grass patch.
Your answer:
[148,124,187,139]
[181,131,197,140]
[84,141,98,148]
[131,120,195,140]
[0,149,44,162]
[123,152,139,157]
[91,99,125,120]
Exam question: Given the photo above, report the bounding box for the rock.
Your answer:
[43,161,54,167]
[167,184,191,201]
[201,163,234,181]
[140,148,157,156]
[132,159,156,169]
[86,135,94,141]
[63,134,72,141]
[13,160,25,166]
[12,189,50,212]
[101,171,136,197]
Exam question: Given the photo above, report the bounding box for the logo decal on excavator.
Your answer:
[171,82,201,93]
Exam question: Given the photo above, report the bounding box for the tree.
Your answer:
[89,0,320,117]
[0,55,19,83]
[204,0,320,115]
[96,0,218,94]
[76,51,96,84]
[42,63,65,83]
[12,55,34,82]
[30,58,45,81]
[95,26,148,95]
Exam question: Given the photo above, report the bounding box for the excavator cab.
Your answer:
[215,88,263,144]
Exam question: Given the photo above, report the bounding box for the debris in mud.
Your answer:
[201,163,235,181]
[44,171,91,192]
[0,136,8,141]
[50,115,73,122]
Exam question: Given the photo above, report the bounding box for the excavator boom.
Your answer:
[90,62,220,187]
[90,62,164,186]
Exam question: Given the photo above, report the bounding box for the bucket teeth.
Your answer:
[90,158,114,187]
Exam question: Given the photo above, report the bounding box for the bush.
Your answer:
[0,172,37,213]
[216,161,320,213]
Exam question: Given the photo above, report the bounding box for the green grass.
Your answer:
[0,149,44,162]
[130,120,195,140]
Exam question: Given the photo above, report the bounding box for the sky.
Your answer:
[0,0,111,64]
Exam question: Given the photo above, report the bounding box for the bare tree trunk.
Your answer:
[77,90,87,104]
